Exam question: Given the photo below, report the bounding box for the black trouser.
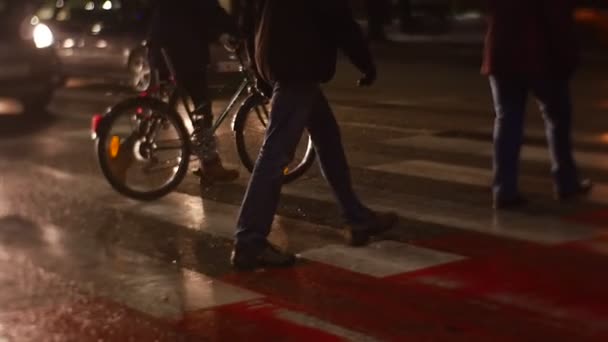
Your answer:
[163,50,219,164]
[365,0,390,40]
[398,0,412,32]
[236,82,372,250]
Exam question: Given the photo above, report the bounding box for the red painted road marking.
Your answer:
[223,261,595,341]
[409,229,542,259]
[180,300,350,341]
[565,209,608,229]
[390,245,608,339]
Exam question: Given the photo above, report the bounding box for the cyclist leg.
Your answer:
[176,65,239,183]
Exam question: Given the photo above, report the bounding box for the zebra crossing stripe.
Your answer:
[368,159,608,205]
[299,241,465,278]
[281,180,597,245]
[384,135,608,171]
[27,161,472,279]
[182,299,379,341]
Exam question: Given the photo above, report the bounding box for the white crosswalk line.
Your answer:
[0,165,382,339]
[37,163,343,252]
[0,220,261,320]
[0,159,602,246]
[340,122,435,135]
[368,160,608,205]
[370,160,491,187]
[299,241,465,278]
[3,161,478,278]
[385,135,608,171]
[281,180,598,245]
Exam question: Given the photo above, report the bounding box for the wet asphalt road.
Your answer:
[1,53,608,341]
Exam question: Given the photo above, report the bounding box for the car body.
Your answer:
[36,0,240,92]
[575,2,608,47]
[0,0,63,113]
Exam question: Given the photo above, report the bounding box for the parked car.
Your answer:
[0,0,63,113]
[575,2,608,47]
[36,0,240,92]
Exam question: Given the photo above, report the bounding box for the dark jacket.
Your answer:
[241,0,375,84]
[148,0,236,66]
[482,0,579,77]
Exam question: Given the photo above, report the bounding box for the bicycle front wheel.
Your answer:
[234,94,316,183]
[95,97,191,201]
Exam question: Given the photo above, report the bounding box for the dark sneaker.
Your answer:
[344,211,398,247]
[231,242,297,271]
[493,194,528,210]
[195,159,239,185]
[557,179,593,201]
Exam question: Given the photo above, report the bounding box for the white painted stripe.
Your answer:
[340,121,435,136]
[370,160,491,188]
[1,160,601,246]
[368,160,608,205]
[385,135,608,171]
[0,165,386,338]
[0,220,261,320]
[438,127,608,146]
[300,241,465,278]
[6,161,341,252]
[282,180,597,245]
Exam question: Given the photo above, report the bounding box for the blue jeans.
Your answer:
[490,76,580,199]
[235,82,371,249]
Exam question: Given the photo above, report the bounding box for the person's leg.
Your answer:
[531,77,589,197]
[306,91,398,245]
[234,82,317,260]
[489,76,529,205]
[307,92,371,223]
[177,68,216,161]
[177,66,238,182]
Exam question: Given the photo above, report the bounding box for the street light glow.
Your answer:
[33,24,54,49]
[102,1,112,10]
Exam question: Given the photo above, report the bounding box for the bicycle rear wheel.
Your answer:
[234,94,316,183]
[95,97,191,201]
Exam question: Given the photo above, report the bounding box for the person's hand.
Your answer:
[357,69,377,87]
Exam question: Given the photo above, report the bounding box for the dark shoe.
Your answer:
[344,211,398,247]
[557,179,593,201]
[231,242,297,271]
[195,159,239,184]
[493,194,528,210]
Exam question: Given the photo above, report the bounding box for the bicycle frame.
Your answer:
[149,46,262,139]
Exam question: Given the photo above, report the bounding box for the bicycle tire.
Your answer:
[233,93,316,184]
[95,97,191,201]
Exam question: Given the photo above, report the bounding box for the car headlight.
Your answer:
[33,23,54,49]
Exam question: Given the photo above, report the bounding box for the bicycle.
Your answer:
[91,44,316,201]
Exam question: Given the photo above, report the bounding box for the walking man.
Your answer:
[233,0,398,270]
[483,0,592,209]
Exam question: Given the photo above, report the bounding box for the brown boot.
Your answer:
[107,134,138,183]
[195,158,239,185]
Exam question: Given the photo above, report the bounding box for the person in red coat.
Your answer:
[482,0,592,209]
